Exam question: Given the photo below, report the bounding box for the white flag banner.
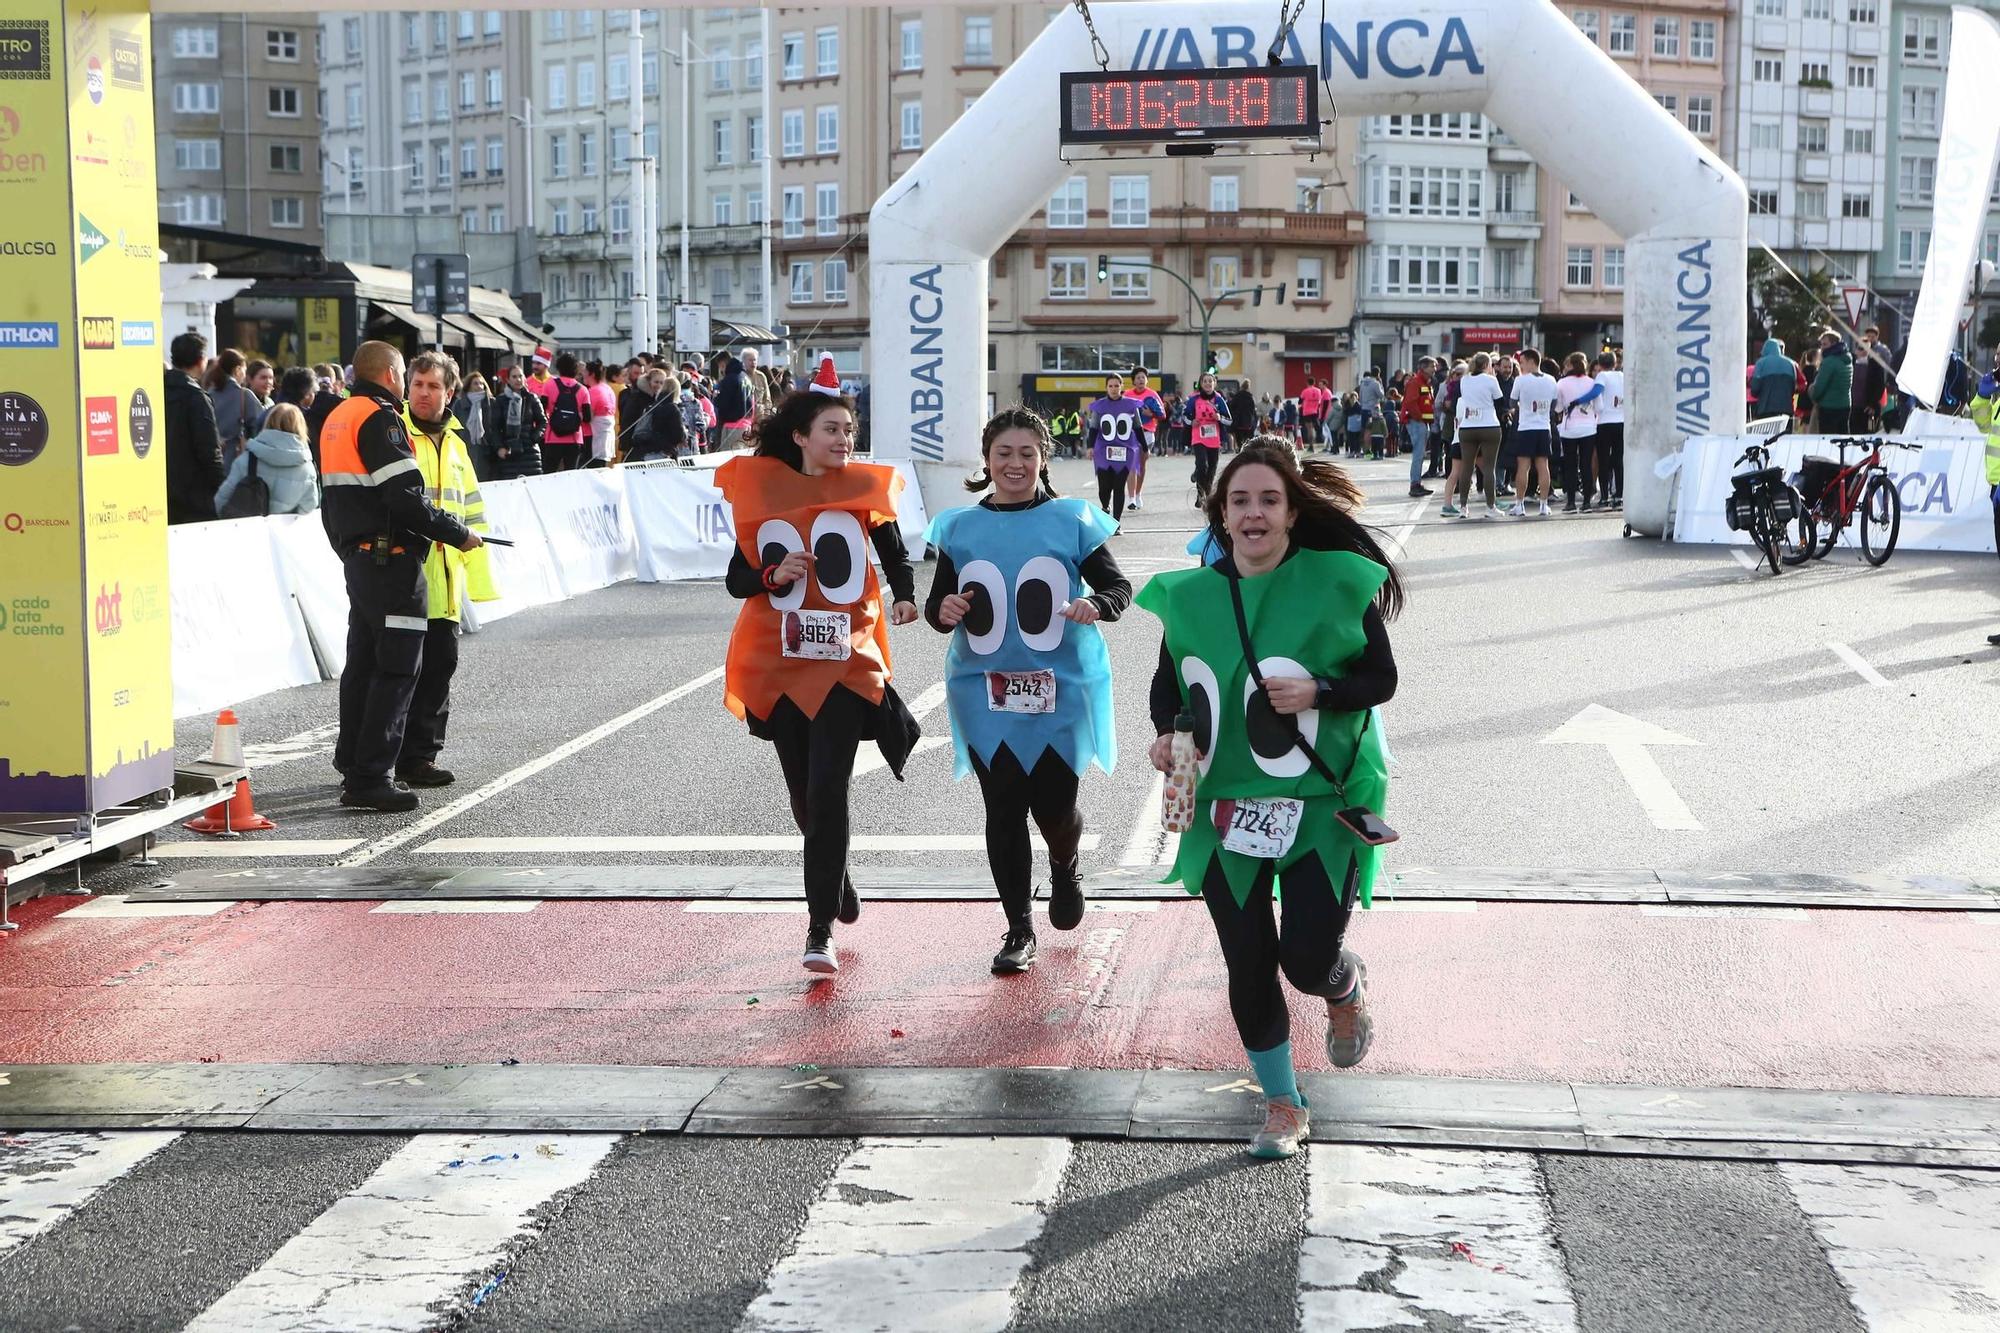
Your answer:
[1897,5,2000,406]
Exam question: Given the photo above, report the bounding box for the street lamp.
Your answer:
[1095,255,1285,378]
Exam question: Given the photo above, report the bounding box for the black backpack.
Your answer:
[548,380,584,436]
[218,454,271,519]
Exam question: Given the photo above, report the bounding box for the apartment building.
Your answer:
[677,5,771,350]
[153,13,323,244]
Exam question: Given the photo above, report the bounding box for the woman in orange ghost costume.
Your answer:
[718,369,920,975]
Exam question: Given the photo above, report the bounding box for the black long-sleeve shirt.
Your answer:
[726,516,917,605]
[1148,548,1396,735]
[922,493,1132,631]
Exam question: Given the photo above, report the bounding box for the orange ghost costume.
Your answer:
[716,454,904,723]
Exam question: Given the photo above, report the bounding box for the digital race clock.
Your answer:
[1058,67,1320,146]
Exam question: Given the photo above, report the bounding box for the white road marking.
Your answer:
[854,734,951,780]
[684,902,808,913]
[1640,905,1809,919]
[338,666,724,867]
[1367,899,1479,913]
[150,839,363,859]
[739,1137,1070,1333]
[0,1132,182,1256]
[240,723,341,770]
[1542,704,1703,832]
[1119,771,1174,868]
[414,834,1102,854]
[1782,1163,2000,1333]
[1730,548,1759,571]
[1827,641,1891,687]
[368,899,541,914]
[1385,495,1431,555]
[1300,1145,1578,1332]
[56,895,236,919]
[185,1132,618,1333]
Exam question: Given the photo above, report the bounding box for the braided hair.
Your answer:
[965,405,1060,496]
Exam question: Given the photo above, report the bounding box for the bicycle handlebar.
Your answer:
[1829,436,1921,453]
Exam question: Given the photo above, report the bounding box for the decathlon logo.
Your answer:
[906,265,945,463]
[1130,18,1484,79]
[120,320,154,347]
[0,322,57,348]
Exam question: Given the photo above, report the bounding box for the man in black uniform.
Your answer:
[319,340,482,812]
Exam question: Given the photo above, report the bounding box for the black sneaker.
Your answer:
[1408,484,1433,498]
[992,925,1037,973]
[340,781,418,813]
[803,923,838,974]
[395,760,455,788]
[838,875,861,925]
[1047,857,1086,931]
[1987,632,2000,646]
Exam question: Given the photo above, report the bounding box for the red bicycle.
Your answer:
[1798,437,1921,566]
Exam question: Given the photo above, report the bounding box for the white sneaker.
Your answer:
[1483,507,1503,520]
[1508,502,1527,518]
[1128,497,1143,510]
[1538,500,1553,517]
[1249,1095,1311,1159]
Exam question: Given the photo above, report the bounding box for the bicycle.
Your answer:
[1724,442,1815,575]
[1799,437,1920,567]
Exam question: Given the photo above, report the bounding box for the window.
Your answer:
[1899,154,1936,203]
[404,78,423,124]
[1842,192,1873,218]
[817,182,839,235]
[1749,190,1778,215]
[1109,175,1150,227]
[1108,262,1151,300]
[782,186,805,238]
[1896,227,1931,273]
[267,86,301,118]
[1047,256,1088,299]
[1565,245,1595,287]
[459,72,476,111]
[1603,247,1625,290]
[1905,10,1944,56]
[549,132,569,180]
[578,11,595,36]
[551,200,569,235]
[611,128,629,170]
[485,10,502,38]
[712,47,732,91]
[900,100,923,150]
[488,205,504,232]
[1295,257,1323,301]
[1849,0,1877,21]
[747,116,763,161]
[1652,18,1679,57]
[1047,177,1086,227]
[1799,61,1830,85]
[608,56,629,102]
[1373,112,1485,140]
[1208,255,1241,291]
[1038,341,1163,373]
[1210,174,1240,213]
[432,13,447,48]
[1848,60,1875,89]
[431,74,449,121]
[1571,10,1598,43]
[781,109,804,157]
[964,15,994,64]
[460,141,477,179]
[1754,0,1784,15]
[609,199,630,241]
[901,19,923,70]
[173,138,220,171]
[712,191,733,226]
[1367,164,1486,219]
[1367,244,1484,297]
[1844,127,1875,154]
[1796,185,1826,218]
[744,41,763,88]
[1654,94,1678,115]
[824,259,848,303]
[643,55,659,96]
[338,84,360,128]
[579,131,597,178]
[546,12,565,40]
[1753,55,1783,83]
[815,105,839,154]
[462,208,479,233]
[548,272,566,306]
[403,15,421,51]
[458,12,475,42]
[343,18,361,58]
[1608,14,1635,54]
[781,31,804,80]
[1799,120,1829,154]
[712,266,733,302]
[790,261,814,304]
[266,29,299,61]
[436,143,450,185]
[713,117,733,166]
[816,27,839,77]
[171,25,218,58]
[175,193,224,226]
[1689,19,1717,60]
[1751,120,1781,150]
[1902,85,1939,132]
[269,143,302,173]
[747,190,764,223]
[576,61,597,109]
[406,144,424,188]
[486,138,504,175]
[1802,0,1830,18]
[548,65,567,111]
[1686,96,1714,137]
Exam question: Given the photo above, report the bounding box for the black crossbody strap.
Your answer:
[1225,568,1369,800]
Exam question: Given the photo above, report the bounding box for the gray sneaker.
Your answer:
[1324,953,1373,1068]
[1249,1095,1311,1159]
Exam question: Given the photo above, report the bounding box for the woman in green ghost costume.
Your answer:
[1134,438,1404,1160]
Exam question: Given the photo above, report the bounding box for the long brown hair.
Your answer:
[750,388,855,471]
[966,405,1059,496]
[1205,437,1405,619]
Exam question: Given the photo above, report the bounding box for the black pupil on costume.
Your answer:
[813,532,852,590]
[1245,690,1296,760]
[1017,581,1054,636]
[760,541,790,569]
[963,584,994,636]
[1188,683,1215,758]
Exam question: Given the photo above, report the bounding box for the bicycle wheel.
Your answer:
[1778,486,1815,565]
[1809,499,1840,559]
[1752,502,1784,576]
[1858,472,1900,566]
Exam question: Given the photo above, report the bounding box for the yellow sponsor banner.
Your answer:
[303,296,341,368]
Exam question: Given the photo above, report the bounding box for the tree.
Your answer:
[1747,251,1838,360]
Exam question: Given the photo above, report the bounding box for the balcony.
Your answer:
[1481,285,1539,305]
[1192,208,1366,243]
[686,222,766,253]
[1487,210,1542,239]
[1487,132,1531,164]
[1798,153,1831,181]
[539,229,610,260]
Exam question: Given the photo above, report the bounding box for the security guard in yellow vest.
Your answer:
[398,350,501,786]
[1971,361,2000,645]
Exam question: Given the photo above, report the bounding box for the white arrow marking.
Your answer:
[779,1075,843,1091]
[1543,705,1704,831]
[1204,1078,1264,1095]
[1828,642,1890,687]
[359,1073,427,1088]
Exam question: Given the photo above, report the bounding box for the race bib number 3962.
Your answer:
[782,609,852,660]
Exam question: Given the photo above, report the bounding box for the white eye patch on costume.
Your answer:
[758,513,868,609]
[956,557,1074,658]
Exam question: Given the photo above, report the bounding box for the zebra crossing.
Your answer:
[2,1129,1996,1332]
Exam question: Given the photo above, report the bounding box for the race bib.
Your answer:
[1196,424,1220,444]
[781,609,851,660]
[1104,445,1129,464]
[1213,797,1304,859]
[986,669,1056,714]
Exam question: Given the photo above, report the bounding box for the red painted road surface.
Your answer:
[1,896,1995,1095]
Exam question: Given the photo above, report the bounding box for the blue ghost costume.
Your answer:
[925,498,1120,779]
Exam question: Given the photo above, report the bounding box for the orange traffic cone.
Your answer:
[184,709,276,835]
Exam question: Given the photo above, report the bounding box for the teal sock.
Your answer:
[1246,1041,1301,1106]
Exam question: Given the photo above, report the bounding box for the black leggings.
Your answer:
[1594,422,1623,501]
[1096,467,1129,521]
[971,746,1084,926]
[1192,446,1220,497]
[1202,851,1359,1051]
[760,688,868,926]
[1562,432,1596,501]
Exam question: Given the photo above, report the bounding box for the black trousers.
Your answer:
[1096,467,1129,521]
[1562,432,1596,501]
[1818,407,1852,436]
[401,617,460,768]
[334,550,429,785]
[1595,422,1624,501]
[1191,446,1220,497]
[761,688,869,927]
[1203,851,1359,1051]
[970,746,1084,926]
[545,442,586,472]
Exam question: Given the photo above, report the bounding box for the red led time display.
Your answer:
[1059,67,1319,146]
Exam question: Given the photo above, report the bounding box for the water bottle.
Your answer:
[1162,712,1199,834]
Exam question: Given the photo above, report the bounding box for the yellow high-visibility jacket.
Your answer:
[402,407,499,621]
[1970,390,2000,486]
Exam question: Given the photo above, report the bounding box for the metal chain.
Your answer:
[1072,0,1111,70]
[1270,0,1310,63]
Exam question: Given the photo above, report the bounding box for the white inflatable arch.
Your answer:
[869,1,1747,538]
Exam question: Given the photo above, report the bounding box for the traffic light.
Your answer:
[1096,254,1109,283]
[1275,282,1287,306]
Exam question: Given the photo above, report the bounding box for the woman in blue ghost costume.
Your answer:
[926,407,1132,975]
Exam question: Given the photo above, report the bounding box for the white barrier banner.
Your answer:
[168,518,322,719]
[1674,434,1995,553]
[525,469,640,596]
[467,479,568,628]
[627,465,735,582]
[886,459,931,549]
[266,513,349,677]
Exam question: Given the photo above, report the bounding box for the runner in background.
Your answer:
[1507,349,1559,518]
[584,362,619,467]
[1181,371,1233,507]
[1126,367,1166,513]
[926,407,1132,973]
[539,353,594,473]
[1086,371,1140,526]
[1555,352,1605,512]
[717,363,922,975]
[1592,350,1626,509]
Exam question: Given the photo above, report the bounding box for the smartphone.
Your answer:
[1336,806,1400,846]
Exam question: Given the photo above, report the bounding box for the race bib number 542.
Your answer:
[987,669,1056,714]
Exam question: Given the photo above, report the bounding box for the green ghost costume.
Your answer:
[1134,547,1389,909]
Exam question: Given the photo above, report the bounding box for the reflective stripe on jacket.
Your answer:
[1974,393,2000,485]
[403,408,499,621]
